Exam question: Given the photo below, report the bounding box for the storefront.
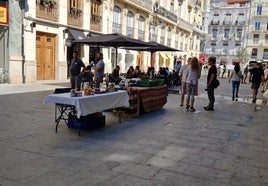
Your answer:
[0,0,9,83]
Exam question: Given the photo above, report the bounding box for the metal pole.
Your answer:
[20,0,26,83]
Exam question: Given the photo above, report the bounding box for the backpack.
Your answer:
[213,79,220,88]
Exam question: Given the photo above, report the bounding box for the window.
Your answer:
[138,16,145,41]
[212,13,219,24]
[170,0,174,12]
[257,5,262,15]
[251,48,258,57]
[112,6,121,33]
[253,34,259,44]
[91,2,100,15]
[224,29,230,38]
[224,13,231,25]
[236,13,244,24]
[263,49,268,59]
[265,34,268,42]
[212,29,217,37]
[160,28,165,44]
[211,43,216,52]
[237,29,242,39]
[255,22,260,30]
[126,11,134,37]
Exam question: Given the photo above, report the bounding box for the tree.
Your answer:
[237,48,250,66]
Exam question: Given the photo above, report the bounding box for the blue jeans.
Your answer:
[232,80,240,96]
[70,75,81,91]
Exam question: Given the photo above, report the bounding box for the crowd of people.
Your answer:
[68,51,268,110]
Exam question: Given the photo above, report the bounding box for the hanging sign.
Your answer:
[0,5,8,25]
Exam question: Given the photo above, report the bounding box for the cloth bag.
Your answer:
[263,89,268,99]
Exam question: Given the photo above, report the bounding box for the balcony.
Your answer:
[126,26,134,38]
[263,54,268,60]
[128,0,152,11]
[236,20,245,25]
[253,39,259,44]
[36,0,58,22]
[160,36,165,44]
[68,7,83,27]
[253,10,268,17]
[150,33,156,42]
[155,5,177,23]
[178,18,193,32]
[112,23,122,33]
[223,21,232,25]
[90,14,102,32]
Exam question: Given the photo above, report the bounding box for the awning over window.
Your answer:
[68,29,86,40]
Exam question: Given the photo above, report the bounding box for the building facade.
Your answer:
[202,0,250,67]
[3,0,207,84]
[247,0,268,61]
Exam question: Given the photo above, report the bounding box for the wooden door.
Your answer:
[36,32,55,80]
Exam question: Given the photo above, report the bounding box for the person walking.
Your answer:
[204,56,217,111]
[93,53,105,88]
[69,51,86,91]
[228,64,242,101]
[185,57,200,112]
[179,57,192,106]
[249,63,264,103]
[221,64,226,78]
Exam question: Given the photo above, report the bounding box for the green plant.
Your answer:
[237,48,250,65]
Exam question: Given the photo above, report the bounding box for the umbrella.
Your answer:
[71,33,155,65]
[122,41,181,67]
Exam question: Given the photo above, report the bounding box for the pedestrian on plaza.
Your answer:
[179,57,192,106]
[93,53,105,88]
[221,64,226,78]
[249,63,264,103]
[228,64,242,101]
[262,64,268,93]
[204,56,217,111]
[242,65,248,84]
[185,57,200,112]
[69,51,86,91]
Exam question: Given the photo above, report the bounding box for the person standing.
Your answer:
[228,64,242,101]
[204,56,217,111]
[185,57,200,112]
[221,64,226,78]
[93,53,105,88]
[69,51,86,91]
[249,63,264,103]
[179,57,192,106]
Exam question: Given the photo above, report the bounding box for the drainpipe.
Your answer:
[20,0,26,83]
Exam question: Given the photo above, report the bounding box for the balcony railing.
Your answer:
[112,22,122,33]
[155,5,177,23]
[253,39,259,44]
[90,14,102,32]
[138,30,145,41]
[68,7,83,27]
[150,33,156,42]
[36,0,58,21]
[178,18,193,32]
[129,0,152,11]
[263,55,268,59]
[126,26,134,37]
[160,36,165,44]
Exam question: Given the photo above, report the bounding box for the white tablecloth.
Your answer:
[43,90,129,117]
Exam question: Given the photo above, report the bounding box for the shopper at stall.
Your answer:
[69,51,86,91]
[109,65,121,84]
[93,53,105,88]
[228,64,242,101]
[185,57,200,112]
[126,66,136,79]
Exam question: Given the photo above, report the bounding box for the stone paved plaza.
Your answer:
[0,77,268,186]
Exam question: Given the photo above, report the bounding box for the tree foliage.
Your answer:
[237,48,250,65]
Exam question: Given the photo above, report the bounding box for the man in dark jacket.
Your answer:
[204,56,217,111]
[249,63,264,103]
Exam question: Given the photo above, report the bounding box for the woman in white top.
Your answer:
[228,64,242,101]
[185,57,201,112]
